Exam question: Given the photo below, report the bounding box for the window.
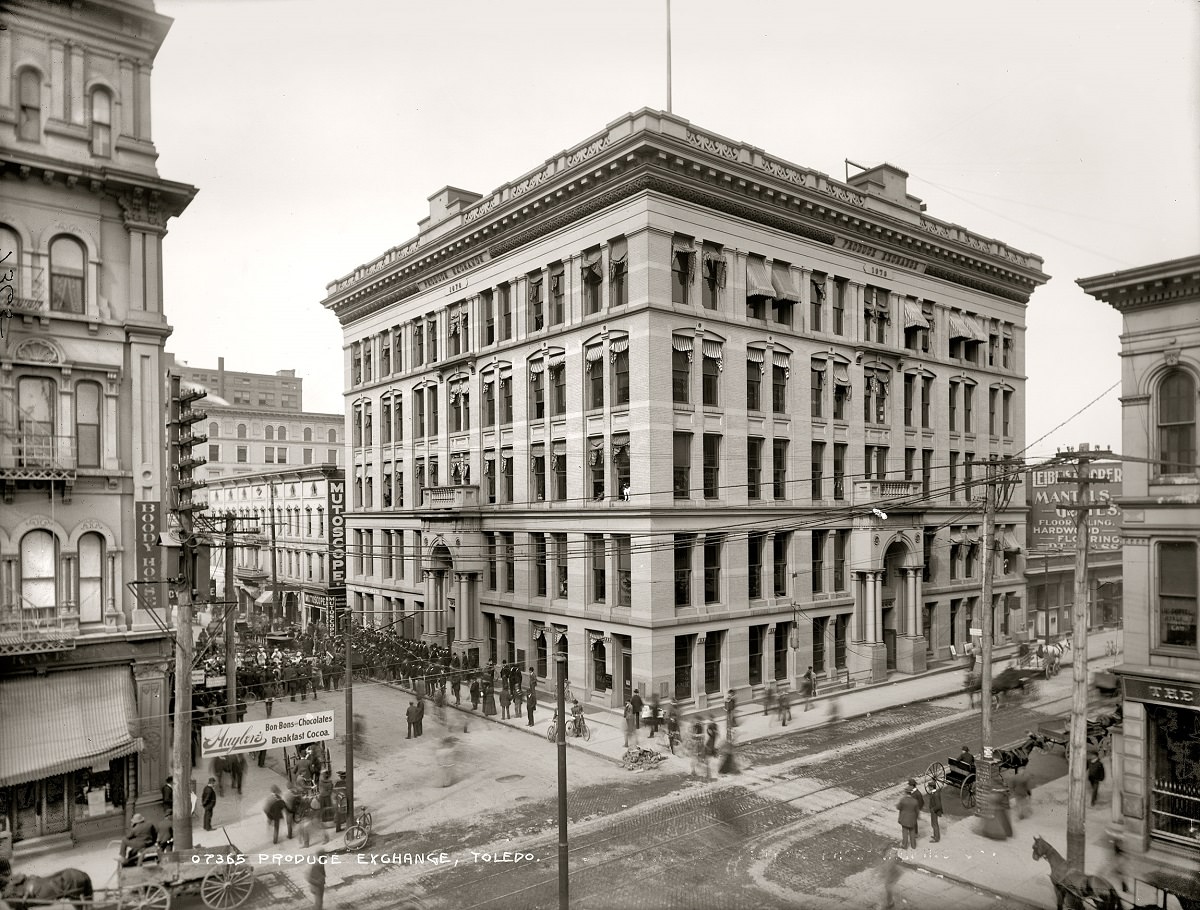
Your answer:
[863,285,889,343]
[702,349,721,407]
[449,304,469,356]
[671,240,694,304]
[609,345,629,407]
[746,255,771,320]
[363,344,373,382]
[18,69,40,141]
[703,434,721,499]
[811,531,825,594]
[328,428,338,443]
[482,290,495,346]
[810,272,826,332]
[748,625,765,686]
[498,283,512,340]
[773,439,788,500]
[703,535,721,604]
[485,532,497,590]
[748,533,765,599]
[833,363,851,420]
[747,437,763,500]
[581,252,601,315]
[212,444,223,462]
[500,375,513,426]
[834,530,849,591]
[530,369,545,420]
[811,441,825,500]
[74,532,102,623]
[702,246,725,310]
[675,635,694,699]
[75,381,101,468]
[903,374,916,427]
[554,533,568,597]
[49,235,85,313]
[1158,370,1196,476]
[482,377,496,427]
[551,441,566,500]
[381,398,392,444]
[950,452,960,501]
[989,389,999,436]
[865,445,888,480]
[546,268,561,327]
[672,346,691,404]
[948,381,959,431]
[266,425,275,442]
[380,333,392,375]
[904,447,916,482]
[533,533,548,597]
[426,317,438,362]
[832,278,847,335]
[1158,541,1197,648]
[772,364,788,413]
[328,448,338,464]
[265,447,275,464]
[922,449,934,496]
[275,447,288,463]
[1003,390,1013,437]
[746,358,763,411]
[586,347,604,409]
[413,324,424,368]
[237,446,248,463]
[921,376,933,428]
[614,534,632,606]
[988,321,1000,367]
[811,361,826,418]
[590,535,606,602]
[610,238,628,308]
[412,389,425,438]
[964,452,975,496]
[502,532,516,593]
[588,437,605,499]
[673,432,691,499]
[773,532,790,597]
[674,535,693,606]
[963,384,974,433]
[500,449,514,502]
[22,529,57,608]
[923,527,936,583]
[774,623,790,680]
[450,384,469,433]
[1002,328,1013,369]
[864,368,889,424]
[833,444,847,500]
[91,89,112,157]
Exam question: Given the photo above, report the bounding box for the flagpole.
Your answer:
[665,0,672,113]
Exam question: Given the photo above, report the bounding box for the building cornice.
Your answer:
[205,465,344,489]
[205,404,344,421]
[322,110,1048,327]
[1078,255,1200,313]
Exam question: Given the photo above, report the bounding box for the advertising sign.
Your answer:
[137,500,161,610]
[200,711,336,758]
[1027,462,1122,551]
[328,480,346,588]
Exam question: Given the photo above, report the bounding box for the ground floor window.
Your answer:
[674,634,693,700]
[535,630,548,679]
[592,639,609,691]
[1,759,128,843]
[748,625,765,686]
[773,623,790,681]
[812,617,828,674]
[1149,704,1200,844]
[503,616,516,665]
[704,632,723,695]
[834,614,849,669]
[923,602,936,655]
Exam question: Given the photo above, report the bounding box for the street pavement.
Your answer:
[14,629,1132,910]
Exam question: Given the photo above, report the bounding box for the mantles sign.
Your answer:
[201,711,336,757]
[328,480,346,588]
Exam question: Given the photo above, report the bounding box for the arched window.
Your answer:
[303,427,313,442]
[278,426,287,441]
[17,376,55,466]
[0,225,20,301]
[90,88,112,157]
[75,381,102,468]
[78,532,105,623]
[265,426,274,441]
[209,421,220,438]
[49,235,85,313]
[18,69,40,141]
[21,529,57,609]
[328,428,337,443]
[237,424,247,439]
[1158,369,1197,476]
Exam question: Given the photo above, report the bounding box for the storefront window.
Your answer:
[1150,704,1200,844]
[75,758,126,819]
[592,640,608,691]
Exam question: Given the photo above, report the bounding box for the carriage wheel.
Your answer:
[546,723,557,743]
[200,865,255,910]
[991,693,1002,711]
[924,762,946,790]
[961,774,977,808]
[123,883,171,910]
[200,866,255,910]
[581,722,591,743]
[344,823,369,851]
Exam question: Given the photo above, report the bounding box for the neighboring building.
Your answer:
[163,355,344,488]
[1080,256,1200,863]
[206,465,345,632]
[1025,458,1124,636]
[0,0,195,844]
[321,110,1048,710]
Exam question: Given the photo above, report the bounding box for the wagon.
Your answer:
[107,834,256,910]
[924,757,977,808]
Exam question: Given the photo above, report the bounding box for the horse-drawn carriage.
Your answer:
[966,665,1042,709]
[1037,705,1123,760]
[925,756,978,808]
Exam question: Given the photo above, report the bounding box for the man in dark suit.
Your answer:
[201,777,217,831]
[927,780,943,842]
[526,687,537,726]
[161,775,173,817]
[405,701,419,739]
[896,787,920,849]
[122,813,158,866]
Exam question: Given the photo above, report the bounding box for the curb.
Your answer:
[901,859,1052,910]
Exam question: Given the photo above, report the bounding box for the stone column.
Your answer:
[905,569,918,635]
[865,572,878,643]
[422,570,436,639]
[137,61,152,140]
[118,57,135,139]
[69,42,84,125]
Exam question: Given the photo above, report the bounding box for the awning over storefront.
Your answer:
[0,666,143,787]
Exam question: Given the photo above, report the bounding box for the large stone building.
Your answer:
[0,0,194,845]
[1080,255,1200,863]
[206,465,346,632]
[164,354,344,487]
[321,110,1048,709]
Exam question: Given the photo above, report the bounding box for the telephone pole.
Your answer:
[225,515,237,723]
[1058,444,1113,866]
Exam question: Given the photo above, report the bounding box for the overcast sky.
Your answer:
[152,0,1200,462]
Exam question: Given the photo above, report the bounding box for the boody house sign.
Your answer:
[201,711,336,758]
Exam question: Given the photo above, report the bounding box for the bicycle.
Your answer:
[343,802,372,851]
[545,713,591,742]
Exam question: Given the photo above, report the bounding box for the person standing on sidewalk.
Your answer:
[777,687,792,726]
[763,682,776,718]
[500,684,512,720]
[647,692,661,739]
[1011,770,1033,819]
[201,777,217,831]
[623,698,638,748]
[630,689,644,730]
[802,668,815,712]
[405,701,418,739]
[526,687,537,726]
[1088,754,1106,806]
[723,689,737,734]
[469,678,481,711]
[896,786,919,849]
[880,849,903,910]
[264,785,286,844]
[926,779,943,842]
[307,849,327,910]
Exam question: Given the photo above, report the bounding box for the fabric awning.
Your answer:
[773,351,791,378]
[671,335,694,354]
[947,311,973,340]
[966,314,990,342]
[833,363,851,387]
[904,300,930,329]
[0,667,143,787]
[256,590,275,605]
[1000,530,1022,552]
[771,263,801,303]
[746,257,774,297]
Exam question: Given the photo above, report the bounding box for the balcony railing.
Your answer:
[418,485,480,510]
[0,605,79,656]
[851,480,921,505]
[0,432,77,473]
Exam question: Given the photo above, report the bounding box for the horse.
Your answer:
[1031,836,1121,910]
[2,869,93,910]
[993,732,1050,775]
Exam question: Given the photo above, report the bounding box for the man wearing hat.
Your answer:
[201,777,218,831]
[121,813,158,866]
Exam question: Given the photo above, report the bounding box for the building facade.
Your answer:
[206,465,345,632]
[1080,256,1200,861]
[164,354,344,488]
[0,0,194,844]
[322,110,1048,709]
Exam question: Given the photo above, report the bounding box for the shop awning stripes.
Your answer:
[0,666,143,787]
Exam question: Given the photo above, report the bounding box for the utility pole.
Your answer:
[225,515,237,724]
[269,481,280,632]
[1058,444,1113,866]
[555,637,569,910]
[167,375,208,852]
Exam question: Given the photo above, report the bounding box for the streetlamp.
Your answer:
[977,456,1022,814]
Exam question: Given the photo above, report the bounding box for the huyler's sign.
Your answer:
[1027,462,1122,551]
[200,711,336,757]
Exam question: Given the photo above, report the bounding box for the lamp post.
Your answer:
[554,636,569,910]
[977,457,1021,822]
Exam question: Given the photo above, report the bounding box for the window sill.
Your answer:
[1150,645,1200,659]
[1150,475,1200,486]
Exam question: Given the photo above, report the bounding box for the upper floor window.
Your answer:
[237,424,247,439]
[702,245,725,311]
[864,367,890,424]
[265,425,275,441]
[770,262,799,327]
[91,89,112,157]
[49,235,85,314]
[209,421,220,438]
[611,340,630,407]
[701,342,722,408]
[609,237,628,308]
[18,69,40,141]
[328,428,338,443]
[810,272,826,332]
[303,427,313,442]
[20,529,57,608]
[17,376,55,461]
[903,298,931,352]
[671,238,695,305]
[528,273,545,331]
[746,255,772,320]
[863,286,890,344]
[581,251,602,315]
[1158,541,1197,649]
[1158,369,1196,476]
[75,381,102,468]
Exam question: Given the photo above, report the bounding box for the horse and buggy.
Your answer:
[0,830,255,910]
[925,730,1053,808]
[965,664,1044,710]
[1032,835,1200,910]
